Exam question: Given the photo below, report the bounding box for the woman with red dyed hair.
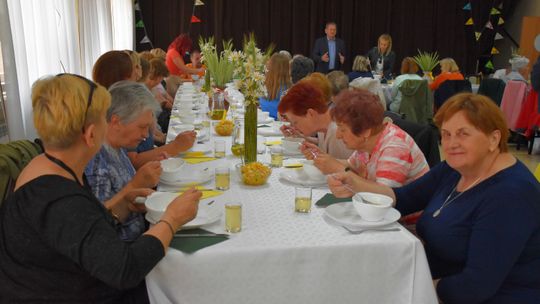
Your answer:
[326,88,429,185]
[277,82,353,172]
[165,34,204,77]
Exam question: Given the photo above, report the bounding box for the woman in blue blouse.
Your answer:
[329,93,540,304]
[259,53,292,119]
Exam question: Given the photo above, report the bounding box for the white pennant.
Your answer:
[140,36,151,44]
[495,33,504,40]
[134,3,140,11]
[195,0,205,5]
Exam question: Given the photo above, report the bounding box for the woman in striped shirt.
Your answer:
[330,89,429,187]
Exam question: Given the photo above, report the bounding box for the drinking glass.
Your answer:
[295,187,312,213]
[215,166,230,190]
[214,140,226,158]
[225,202,242,233]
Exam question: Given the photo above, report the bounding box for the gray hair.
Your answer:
[107,80,160,123]
[291,56,314,84]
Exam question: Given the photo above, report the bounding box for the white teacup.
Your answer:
[160,158,185,182]
[282,137,303,152]
[352,192,393,222]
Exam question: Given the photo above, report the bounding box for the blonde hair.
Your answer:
[150,48,166,60]
[265,53,292,100]
[124,50,141,67]
[378,34,393,56]
[440,58,460,73]
[32,75,110,149]
[352,55,370,72]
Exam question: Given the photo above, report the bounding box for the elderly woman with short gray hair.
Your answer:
[85,81,164,241]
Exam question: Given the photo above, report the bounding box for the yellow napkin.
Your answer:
[177,186,223,200]
[264,140,282,146]
[181,151,216,164]
[284,163,303,168]
[182,157,217,164]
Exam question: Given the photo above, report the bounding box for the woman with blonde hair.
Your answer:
[348,55,374,82]
[367,34,396,80]
[430,57,464,90]
[259,53,292,119]
[0,74,201,302]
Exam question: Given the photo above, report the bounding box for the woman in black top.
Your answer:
[0,74,201,303]
[366,34,396,81]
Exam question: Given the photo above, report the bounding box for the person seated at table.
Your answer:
[367,34,396,81]
[181,49,205,81]
[146,57,173,112]
[429,58,464,90]
[389,57,423,112]
[0,74,202,302]
[501,56,530,84]
[124,50,144,82]
[259,53,292,119]
[93,53,196,169]
[278,81,353,163]
[290,55,314,83]
[328,93,540,304]
[166,34,204,77]
[150,47,167,60]
[312,89,429,184]
[327,70,349,97]
[348,55,374,82]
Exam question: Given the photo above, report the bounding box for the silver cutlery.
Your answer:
[342,226,400,235]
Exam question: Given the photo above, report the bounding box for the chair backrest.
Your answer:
[433,79,472,110]
[384,111,441,168]
[478,78,506,106]
[397,79,432,125]
[349,77,387,109]
[500,80,528,131]
[0,140,43,205]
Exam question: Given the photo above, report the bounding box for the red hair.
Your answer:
[92,50,133,89]
[331,89,384,135]
[168,34,193,55]
[278,82,328,116]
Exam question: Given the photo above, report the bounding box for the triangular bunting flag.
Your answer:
[498,17,504,25]
[195,0,205,5]
[135,20,144,28]
[490,8,500,15]
[465,18,474,25]
[140,36,151,44]
[498,3,503,9]
[491,47,500,55]
[191,15,201,23]
[134,3,140,11]
[475,32,482,41]
[463,3,471,10]
[485,60,494,70]
[495,32,504,40]
[485,21,493,30]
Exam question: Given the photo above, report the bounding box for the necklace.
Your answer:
[432,176,481,218]
[432,152,500,218]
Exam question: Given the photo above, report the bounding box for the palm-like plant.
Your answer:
[199,37,234,88]
[413,50,440,72]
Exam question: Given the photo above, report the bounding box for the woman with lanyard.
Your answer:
[367,34,396,82]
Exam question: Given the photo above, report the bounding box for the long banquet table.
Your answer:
[145,84,438,304]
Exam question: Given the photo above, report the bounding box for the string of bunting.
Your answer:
[134,1,154,47]
[463,0,505,72]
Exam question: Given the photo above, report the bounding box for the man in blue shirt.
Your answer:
[312,22,346,74]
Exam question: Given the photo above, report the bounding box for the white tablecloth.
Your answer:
[146,85,437,304]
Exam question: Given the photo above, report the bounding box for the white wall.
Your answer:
[494,0,540,69]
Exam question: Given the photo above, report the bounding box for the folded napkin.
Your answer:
[264,140,282,146]
[169,228,229,254]
[177,186,223,200]
[315,193,352,207]
[182,151,207,158]
[181,152,217,164]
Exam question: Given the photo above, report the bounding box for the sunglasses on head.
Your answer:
[56,73,97,131]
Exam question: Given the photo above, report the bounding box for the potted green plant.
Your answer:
[413,50,440,80]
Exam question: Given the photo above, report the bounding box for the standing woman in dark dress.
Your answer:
[367,34,396,81]
[0,74,201,303]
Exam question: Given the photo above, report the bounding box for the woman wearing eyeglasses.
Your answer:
[0,75,201,302]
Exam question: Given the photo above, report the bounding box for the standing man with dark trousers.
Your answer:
[312,22,346,74]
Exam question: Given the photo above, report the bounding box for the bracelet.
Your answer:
[158,219,175,236]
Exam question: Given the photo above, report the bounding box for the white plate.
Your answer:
[146,202,222,229]
[279,170,327,186]
[324,202,401,229]
[186,143,212,154]
[158,169,213,188]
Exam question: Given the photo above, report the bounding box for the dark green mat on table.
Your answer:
[169,228,229,254]
[315,193,352,207]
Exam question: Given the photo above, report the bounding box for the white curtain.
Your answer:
[4,0,133,140]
